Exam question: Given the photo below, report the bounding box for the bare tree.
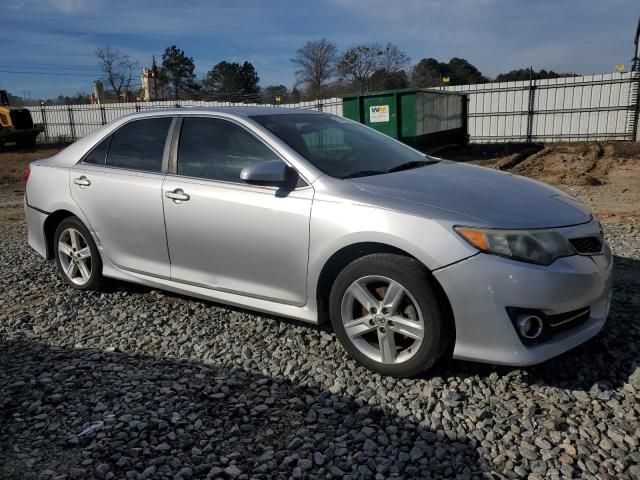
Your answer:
[379,43,410,74]
[337,43,384,93]
[95,47,138,102]
[291,39,337,99]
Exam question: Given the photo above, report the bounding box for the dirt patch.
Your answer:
[434,142,544,169]
[437,141,640,221]
[0,147,63,233]
[0,147,62,186]
[508,142,608,186]
[440,141,640,186]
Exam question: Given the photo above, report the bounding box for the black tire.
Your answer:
[53,216,103,290]
[329,253,445,377]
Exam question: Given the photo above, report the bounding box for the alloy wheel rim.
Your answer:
[341,275,425,365]
[58,228,92,286]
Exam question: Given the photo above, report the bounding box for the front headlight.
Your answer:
[455,227,575,265]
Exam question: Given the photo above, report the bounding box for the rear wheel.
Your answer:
[330,254,445,377]
[53,217,103,290]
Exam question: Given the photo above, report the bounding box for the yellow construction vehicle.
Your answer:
[0,90,44,148]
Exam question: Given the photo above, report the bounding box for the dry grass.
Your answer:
[0,147,63,186]
[609,141,640,158]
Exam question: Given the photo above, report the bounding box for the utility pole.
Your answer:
[152,55,159,101]
[630,17,639,141]
[632,16,639,72]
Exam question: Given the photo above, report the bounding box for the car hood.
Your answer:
[348,161,591,229]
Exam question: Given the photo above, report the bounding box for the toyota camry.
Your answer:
[24,107,613,377]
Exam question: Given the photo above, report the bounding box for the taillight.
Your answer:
[24,166,30,184]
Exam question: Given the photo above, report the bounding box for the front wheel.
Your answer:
[329,254,445,377]
[53,216,103,290]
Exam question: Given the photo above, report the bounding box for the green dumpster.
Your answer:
[342,88,468,150]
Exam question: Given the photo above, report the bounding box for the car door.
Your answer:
[162,116,313,305]
[70,116,174,278]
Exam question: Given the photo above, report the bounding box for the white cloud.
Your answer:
[8,0,101,14]
[330,0,496,21]
[47,0,100,13]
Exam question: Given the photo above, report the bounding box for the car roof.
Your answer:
[42,105,330,170]
[124,106,325,119]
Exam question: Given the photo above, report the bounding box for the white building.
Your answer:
[141,57,159,101]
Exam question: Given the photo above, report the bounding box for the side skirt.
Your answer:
[100,256,319,325]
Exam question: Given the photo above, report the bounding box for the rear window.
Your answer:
[106,118,172,172]
[82,135,111,165]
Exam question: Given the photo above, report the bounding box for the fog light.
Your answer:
[516,314,544,339]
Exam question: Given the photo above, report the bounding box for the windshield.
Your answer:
[250,113,431,179]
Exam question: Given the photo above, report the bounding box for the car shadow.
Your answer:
[0,339,489,480]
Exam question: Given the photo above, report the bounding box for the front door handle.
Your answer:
[166,189,190,202]
[73,176,91,187]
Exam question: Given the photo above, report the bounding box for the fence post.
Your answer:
[630,70,640,141]
[462,94,470,143]
[100,104,107,125]
[67,106,76,141]
[526,69,536,143]
[40,105,49,144]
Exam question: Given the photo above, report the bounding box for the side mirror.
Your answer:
[240,160,297,187]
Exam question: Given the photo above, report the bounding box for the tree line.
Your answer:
[290,40,576,100]
[7,41,579,105]
[93,41,578,103]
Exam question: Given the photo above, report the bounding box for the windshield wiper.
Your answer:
[342,170,387,179]
[387,159,439,173]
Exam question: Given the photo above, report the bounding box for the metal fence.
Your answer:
[443,72,640,142]
[25,72,640,145]
[27,98,343,144]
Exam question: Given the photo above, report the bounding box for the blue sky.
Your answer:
[2,0,638,99]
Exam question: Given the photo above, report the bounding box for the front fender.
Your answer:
[307,199,477,303]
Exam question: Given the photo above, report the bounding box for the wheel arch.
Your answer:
[314,241,455,353]
[43,209,77,260]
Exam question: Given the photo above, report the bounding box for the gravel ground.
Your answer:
[1,148,639,479]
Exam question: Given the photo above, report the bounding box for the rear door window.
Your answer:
[106,117,172,172]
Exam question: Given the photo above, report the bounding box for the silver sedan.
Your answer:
[24,108,613,377]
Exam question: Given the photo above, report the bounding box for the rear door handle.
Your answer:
[73,176,91,187]
[165,189,190,202]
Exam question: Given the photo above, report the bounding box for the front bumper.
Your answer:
[434,245,613,366]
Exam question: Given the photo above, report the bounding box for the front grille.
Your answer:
[569,236,603,254]
[9,109,34,130]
